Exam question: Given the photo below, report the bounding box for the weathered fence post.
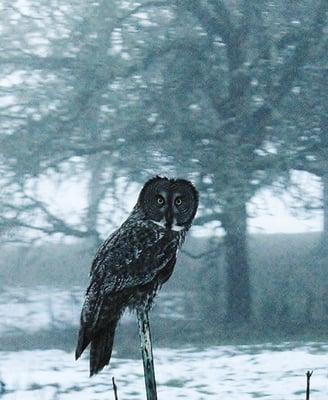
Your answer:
[137,310,158,400]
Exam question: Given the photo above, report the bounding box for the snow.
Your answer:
[0,343,328,399]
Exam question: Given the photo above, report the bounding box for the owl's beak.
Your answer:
[164,208,174,230]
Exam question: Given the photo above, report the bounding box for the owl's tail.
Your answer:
[89,321,118,376]
[75,320,118,377]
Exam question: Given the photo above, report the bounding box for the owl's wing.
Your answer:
[81,221,176,325]
[89,229,118,277]
[157,254,176,286]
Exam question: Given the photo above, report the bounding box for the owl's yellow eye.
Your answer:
[175,197,182,206]
[156,195,165,206]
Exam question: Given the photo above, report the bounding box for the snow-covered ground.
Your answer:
[1,343,328,399]
[1,287,328,398]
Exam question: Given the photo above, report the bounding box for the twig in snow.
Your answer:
[112,376,119,400]
[306,370,313,400]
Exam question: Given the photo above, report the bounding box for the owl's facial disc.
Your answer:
[138,176,198,231]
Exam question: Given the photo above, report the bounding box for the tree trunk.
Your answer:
[223,202,251,322]
[322,171,328,252]
[85,152,106,245]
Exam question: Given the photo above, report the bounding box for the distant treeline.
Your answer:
[1,232,327,337]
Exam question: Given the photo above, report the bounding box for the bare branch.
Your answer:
[118,1,170,23]
[0,215,92,238]
[194,213,222,225]
[186,0,232,43]
[249,0,328,142]
[181,247,222,260]
[1,194,96,239]
[6,4,44,20]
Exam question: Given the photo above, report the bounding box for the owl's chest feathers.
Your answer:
[99,220,185,295]
[122,219,183,263]
[114,226,181,310]
[129,227,179,269]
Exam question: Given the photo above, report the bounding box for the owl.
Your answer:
[75,176,199,376]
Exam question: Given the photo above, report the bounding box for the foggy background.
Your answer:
[1,0,328,399]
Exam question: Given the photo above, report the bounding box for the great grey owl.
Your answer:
[75,176,198,376]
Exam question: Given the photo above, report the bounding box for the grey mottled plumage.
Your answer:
[75,176,198,376]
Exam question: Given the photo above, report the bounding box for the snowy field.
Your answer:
[1,342,328,399]
[1,286,328,399]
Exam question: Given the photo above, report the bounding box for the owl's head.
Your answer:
[137,176,199,231]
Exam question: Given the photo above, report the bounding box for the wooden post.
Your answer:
[137,310,158,400]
